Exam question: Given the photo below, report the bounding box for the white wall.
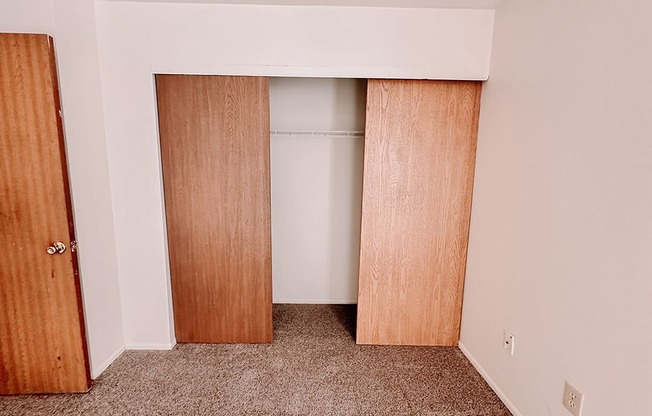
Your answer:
[0,0,54,34]
[51,0,125,378]
[0,1,125,378]
[270,78,365,303]
[461,0,652,415]
[94,1,494,347]
[110,0,502,7]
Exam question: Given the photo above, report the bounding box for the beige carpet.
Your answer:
[0,304,511,415]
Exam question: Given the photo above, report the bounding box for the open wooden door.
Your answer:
[0,34,91,393]
[157,75,272,343]
[357,80,482,346]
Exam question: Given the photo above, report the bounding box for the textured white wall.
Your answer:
[461,0,652,415]
[94,1,495,347]
[51,0,125,378]
[0,0,54,34]
[0,0,125,378]
[106,0,503,7]
[270,78,365,303]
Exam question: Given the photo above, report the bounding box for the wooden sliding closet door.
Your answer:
[357,80,482,346]
[157,75,272,343]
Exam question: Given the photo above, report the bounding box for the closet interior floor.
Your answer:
[0,304,510,415]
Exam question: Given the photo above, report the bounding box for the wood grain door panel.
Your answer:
[356,79,482,346]
[0,34,90,393]
[157,75,272,343]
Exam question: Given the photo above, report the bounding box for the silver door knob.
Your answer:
[46,242,66,255]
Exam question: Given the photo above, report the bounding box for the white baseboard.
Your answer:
[125,342,175,350]
[273,299,357,304]
[458,342,523,416]
[91,345,126,379]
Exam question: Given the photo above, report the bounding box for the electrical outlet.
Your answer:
[503,330,514,355]
[563,381,584,416]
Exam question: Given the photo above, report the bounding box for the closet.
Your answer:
[156,75,481,346]
[269,78,366,305]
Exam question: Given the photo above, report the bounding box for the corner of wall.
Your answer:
[458,343,523,416]
[91,345,126,379]
[51,0,126,378]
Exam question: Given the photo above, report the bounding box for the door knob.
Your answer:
[46,242,66,255]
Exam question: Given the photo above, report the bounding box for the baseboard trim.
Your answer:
[273,300,357,304]
[91,345,126,379]
[458,342,523,416]
[125,343,175,350]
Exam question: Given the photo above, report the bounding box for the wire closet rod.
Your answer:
[270,130,364,137]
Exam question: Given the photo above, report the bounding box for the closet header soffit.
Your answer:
[96,0,502,10]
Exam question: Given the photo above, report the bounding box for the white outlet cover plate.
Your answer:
[503,330,514,355]
[563,381,584,416]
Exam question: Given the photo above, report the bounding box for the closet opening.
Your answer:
[157,75,480,346]
[269,78,366,340]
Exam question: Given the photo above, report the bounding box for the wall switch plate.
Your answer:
[563,381,584,416]
[503,330,514,355]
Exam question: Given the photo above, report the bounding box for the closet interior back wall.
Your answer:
[269,78,367,304]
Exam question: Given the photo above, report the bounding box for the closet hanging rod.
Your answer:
[270,130,364,138]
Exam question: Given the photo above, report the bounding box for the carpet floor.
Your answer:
[0,304,511,415]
